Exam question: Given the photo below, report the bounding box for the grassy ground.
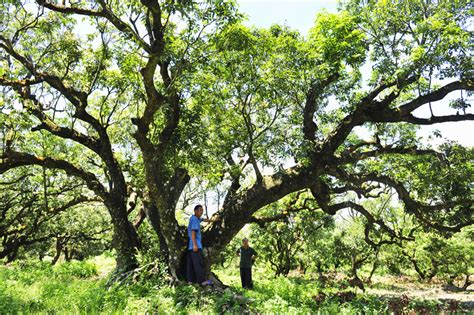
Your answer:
[0,256,472,314]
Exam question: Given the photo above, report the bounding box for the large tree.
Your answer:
[1,0,472,278]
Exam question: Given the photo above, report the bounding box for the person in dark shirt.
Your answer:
[236,238,257,289]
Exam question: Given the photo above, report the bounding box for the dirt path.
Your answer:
[367,276,474,310]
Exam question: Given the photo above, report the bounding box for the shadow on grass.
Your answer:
[370,282,409,292]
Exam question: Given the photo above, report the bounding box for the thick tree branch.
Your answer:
[1,36,129,199]
[337,145,439,164]
[48,195,101,215]
[401,114,474,125]
[248,148,263,183]
[0,36,107,139]
[316,75,419,157]
[249,191,307,227]
[397,78,474,115]
[340,172,474,233]
[345,140,378,154]
[132,55,166,140]
[330,182,386,199]
[139,0,164,51]
[0,35,88,108]
[36,0,103,16]
[133,207,147,229]
[239,94,263,182]
[167,167,190,205]
[204,165,317,248]
[15,87,101,155]
[359,79,474,125]
[0,77,44,87]
[346,201,412,243]
[303,73,340,142]
[220,154,244,210]
[156,94,181,156]
[0,150,107,199]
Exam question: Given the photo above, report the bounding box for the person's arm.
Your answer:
[236,248,240,256]
[251,249,257,261]
[191,230,198,252]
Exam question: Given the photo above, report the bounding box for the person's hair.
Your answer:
[194,204,203,212]
[242,238,248,242]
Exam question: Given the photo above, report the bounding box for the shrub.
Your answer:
[54,261,98,278]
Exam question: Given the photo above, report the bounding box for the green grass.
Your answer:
[0,257,462,314]
[214,268,391,314]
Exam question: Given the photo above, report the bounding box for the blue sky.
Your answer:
[238,0,338,34]
[236,0,473,147]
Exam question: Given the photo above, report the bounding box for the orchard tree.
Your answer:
[250,192,334,276]
[1,0,473,280]
[0,164,108,263]
[400,228,473,289]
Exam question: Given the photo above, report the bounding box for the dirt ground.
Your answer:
[367,275,474,309]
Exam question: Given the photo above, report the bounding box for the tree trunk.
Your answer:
[139,151,190,279]
[1,238,21,263]
[462,275,471,290]
[64,247,71,262]
[366,250,379,285]
[408,256,427,281]
[107,199,140,273]
[146,194,187,279]
[6,249,18,263]
[143,200,171,264]
[141,156,321,282]
[51,237,62,265]
[349,255,365,291]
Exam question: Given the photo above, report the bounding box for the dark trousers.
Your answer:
[240,267,253,289]
[187,249,204,283]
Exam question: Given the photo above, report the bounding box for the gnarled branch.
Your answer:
[0,150,107,199]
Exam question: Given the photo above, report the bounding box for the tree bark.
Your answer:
[51,237,62,265]
[106,198,141,272]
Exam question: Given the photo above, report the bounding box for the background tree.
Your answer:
[250,192,334,276]
[0,164,109,263]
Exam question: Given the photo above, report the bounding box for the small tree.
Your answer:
[250,192,333,276]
